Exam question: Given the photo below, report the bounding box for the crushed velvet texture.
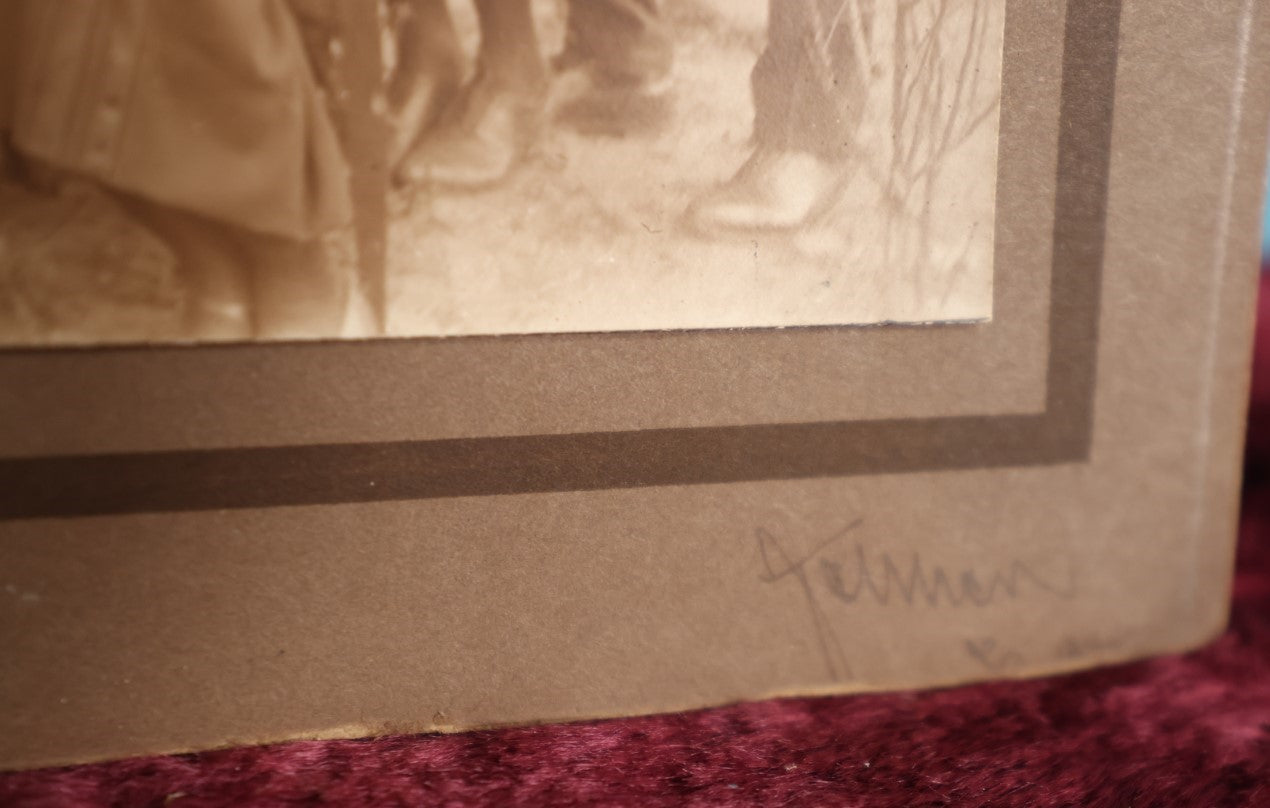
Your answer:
[4,275,1270,807]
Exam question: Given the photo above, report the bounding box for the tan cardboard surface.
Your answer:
[1,0,1269,770]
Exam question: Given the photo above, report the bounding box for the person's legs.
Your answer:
[396,0,679,188]
[118,193,350,341]
[688,0,867,233]
[113,195,253,340]
[749,0,866,157]
[245,232,351,340]
[559,0,671,85]
[473,0,549,91]
[395,0,548,189]
[554,0,674,136]
[385,0,465,171]
[0,0,15,175]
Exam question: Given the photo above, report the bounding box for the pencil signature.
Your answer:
[820,543,1076,608]
[757,520,864,682]
[757,520,1076,681]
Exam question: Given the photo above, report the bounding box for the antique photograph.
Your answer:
[0,0,1005,344]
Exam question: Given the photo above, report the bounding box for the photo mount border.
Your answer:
[0,0,1116,520]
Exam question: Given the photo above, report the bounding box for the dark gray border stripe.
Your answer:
[1046,0,1119,449]
[0,0,1119,520]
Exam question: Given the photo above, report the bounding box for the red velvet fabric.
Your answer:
[5,275,1270,807]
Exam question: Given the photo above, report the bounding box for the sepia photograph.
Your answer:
[0,0,1005,345]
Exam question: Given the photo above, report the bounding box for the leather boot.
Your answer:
[686,148,850,233]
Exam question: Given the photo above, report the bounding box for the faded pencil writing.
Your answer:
[820,543,1076,608]
[757,519,1076,682]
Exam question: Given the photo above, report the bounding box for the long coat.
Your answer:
[8,0,352,241]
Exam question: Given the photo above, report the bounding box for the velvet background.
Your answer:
[3,272,1270,807]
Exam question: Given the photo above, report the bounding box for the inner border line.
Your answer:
[0,0,1119,520]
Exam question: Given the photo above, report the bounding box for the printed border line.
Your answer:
[0,0,1118,520]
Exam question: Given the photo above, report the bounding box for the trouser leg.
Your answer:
[750,0,867,158]
[245,232,350,340]
[384,0,464,166]
[474,0,546,86]
[389,0,462,91]
[564,0,672,84]
[685,2,868,232]
[395,0,548,189]
[117,192,349,341]
[0,1,24,177]
[113,194,253,341]
[0,0,15,137]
